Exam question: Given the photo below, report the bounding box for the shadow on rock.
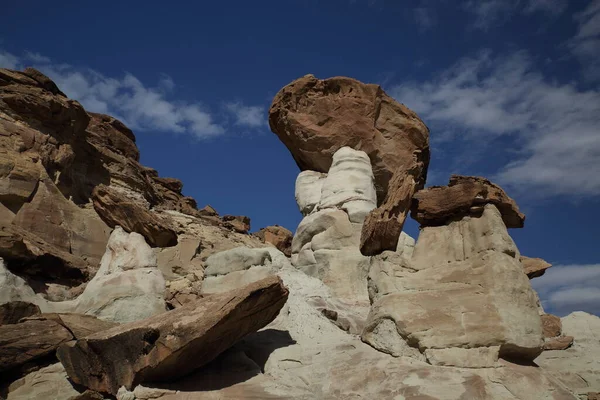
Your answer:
[147,329,295,392]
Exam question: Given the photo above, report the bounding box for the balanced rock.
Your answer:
[269,75,430,255]
[541,313,562,338]
[411,175,525,228]
[520,255,552,279]
[255,225,293,257]
[56,276,289,395]
[364,204,543,366]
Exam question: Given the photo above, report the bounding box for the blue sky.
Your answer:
[1,0,599,316]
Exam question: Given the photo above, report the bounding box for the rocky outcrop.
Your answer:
[411,175,525,228]
[269,74,430,255]
[536,312,600,398]
[57,276,289,395]
[46,227,167,323]
[364,204,543,366]
[520,255,552,278]
[290,148,375,305]
[92,185,177,248]
[254,225,293,257]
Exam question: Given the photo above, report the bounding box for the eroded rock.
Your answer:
[57,276,289,395]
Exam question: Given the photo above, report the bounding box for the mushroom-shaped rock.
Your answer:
[269,74,430,255]
[411,175,525,228]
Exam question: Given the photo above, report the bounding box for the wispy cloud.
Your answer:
[464,0,567,30]
[225,102,266,128]
[532,264,600,316]
[0,50,19,69]
[568,0,600,81]
[390,50,600,197]
[0,51,266,139]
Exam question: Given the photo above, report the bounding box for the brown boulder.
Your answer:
[91,185,177,247]
[57,276,289,395]
[0,319,72,373]
[541,314,562,338]
[86,113,139,161]
[0,301,40,325]
[411,175,525,228]
[520,256,552,279]
[223,215,251,234]
[543,336,574,351]
[0,223,90,284]
[255,225,293,256]
[269,75,430,255]
[269,74,430,202]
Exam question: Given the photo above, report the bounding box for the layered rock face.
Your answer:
[269,74,430,255]
[290,147,376,305]
[0,67,259,297]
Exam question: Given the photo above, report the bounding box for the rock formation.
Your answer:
[0,68,596,400]
[57,276,288,395]
[269,74,430,255]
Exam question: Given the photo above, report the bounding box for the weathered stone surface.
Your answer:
[520,255,552,279]
[86,112,139,161]
[255,225,293,257]
[318,147,377,223]
[0,301,40,325]
[411,175,525,228]
[6,363,82,400]
[22,313,117,339]
[204,247,273,277]
[364,205,543,364]
[57,276,289,395]
[541,313,562,338]
[269,74,429,203]
[536,312,600,397]
[291,208,370,305]
[411,204,520,270]
[0,257,44,307]
[295,171,326,216]
[154,236,202,280]
[360,161,422,255]
[543,336,574,350]
[0,223,91,285]
[424,346,500,368]
[12,177,110,267]
[0,319,72,373]
[222,215,251,234]
[92,185,177,248]
[46,227,167,323]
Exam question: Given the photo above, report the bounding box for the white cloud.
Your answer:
[0,50,19,69]
[390,50,600,197]
[465,0,567,29]
[24,51,51,63]
[569,0,600,81]
[532,264,600,316]
[0,51,274,139]
[225,102,266,128]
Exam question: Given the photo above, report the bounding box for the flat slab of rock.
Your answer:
[541,313,562,338]
[520,256,552,278]
[411,175,525,228]
[0,319,72,373]
[255,225,293,257]
[57,276,289,395]
[544,336,574,351]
